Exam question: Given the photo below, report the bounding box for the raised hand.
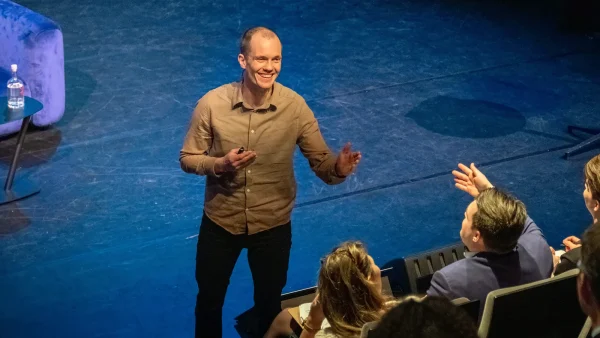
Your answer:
[215,148,257,174]
[335,142,361,177]
[452,163,493,198]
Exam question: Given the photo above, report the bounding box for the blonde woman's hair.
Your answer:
[317,241,391,337]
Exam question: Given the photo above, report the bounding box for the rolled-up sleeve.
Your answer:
[179,97,219,177]
[296,99,345,185]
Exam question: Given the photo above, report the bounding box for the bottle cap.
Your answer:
[10,64,17,72]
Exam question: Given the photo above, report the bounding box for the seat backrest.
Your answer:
[395,242,468,294]
[451,297,480,324]
[360,321,378,338]
[578,317,592,338]
[478,269,586,338]
[281,268,394,309]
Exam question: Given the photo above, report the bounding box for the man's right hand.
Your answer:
[214,148,257,174]
[452,163,494,198]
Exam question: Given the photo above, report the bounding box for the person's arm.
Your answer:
[296,100,346,185]
[179,97,256,176]
[521,217,543,236]
[179,98,220,176]
[299,324,320,338]
[426,270,457,300]
[300,295,326,338]
[555,247,581,275]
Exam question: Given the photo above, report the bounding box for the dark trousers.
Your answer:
[195,214,291,338]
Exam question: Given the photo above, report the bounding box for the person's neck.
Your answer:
[466,242,485,254]
[592,213,599,225]
[242,75,271,109]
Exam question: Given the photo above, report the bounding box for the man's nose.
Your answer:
[263,60,273,71]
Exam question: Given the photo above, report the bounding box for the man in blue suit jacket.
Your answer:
[427,163,553,313]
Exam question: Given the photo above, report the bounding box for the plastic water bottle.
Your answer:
[7,64,24,109]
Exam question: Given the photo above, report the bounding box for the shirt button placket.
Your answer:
[246,111,255,222]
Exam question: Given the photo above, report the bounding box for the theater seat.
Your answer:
[393,242,468,295]
[478,269,585,338]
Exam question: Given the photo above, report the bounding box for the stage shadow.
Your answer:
[0,203,30,235]
[58,64,97,126]
[406,96,526,138]
[0,127,62,168]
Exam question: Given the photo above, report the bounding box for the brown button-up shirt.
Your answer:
[180,81,345,235]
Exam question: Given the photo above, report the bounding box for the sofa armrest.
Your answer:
[0,0,65,135]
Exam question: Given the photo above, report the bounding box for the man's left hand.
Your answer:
[335,142,361,177]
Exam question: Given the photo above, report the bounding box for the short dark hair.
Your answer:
[581,222,600,303]
[239,26,277,56]
[473,188,527,253]
[369,296,479,338]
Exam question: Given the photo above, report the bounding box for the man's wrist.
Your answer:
[213,157,225,175]
[477,184,494,193]
[334,163,347,178]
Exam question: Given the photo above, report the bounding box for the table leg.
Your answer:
[1,116,40,205]
[5,116,31,190]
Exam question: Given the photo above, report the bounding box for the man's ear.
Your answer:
[238,54,247,69]
[472,229,481,243]
[593,199,600,213]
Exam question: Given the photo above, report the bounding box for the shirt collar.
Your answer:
[232,81,278,111]
[464,245,518,259]
[592,326,600,338]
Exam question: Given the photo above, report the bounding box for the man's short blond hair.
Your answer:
[239,27,278,56]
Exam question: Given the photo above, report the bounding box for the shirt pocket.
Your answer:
[258,120,297,155]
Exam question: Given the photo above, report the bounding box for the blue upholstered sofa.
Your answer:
[0,0,65,136]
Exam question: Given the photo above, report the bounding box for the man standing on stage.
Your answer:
[179,26,361,337]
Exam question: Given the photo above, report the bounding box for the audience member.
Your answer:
[367,296,479,338]
[426,163,553,313]
[576,222,600,337]
[265,241,396,338]
[552,154,600,275]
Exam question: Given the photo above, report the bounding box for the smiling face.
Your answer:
[238,32,282,90]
